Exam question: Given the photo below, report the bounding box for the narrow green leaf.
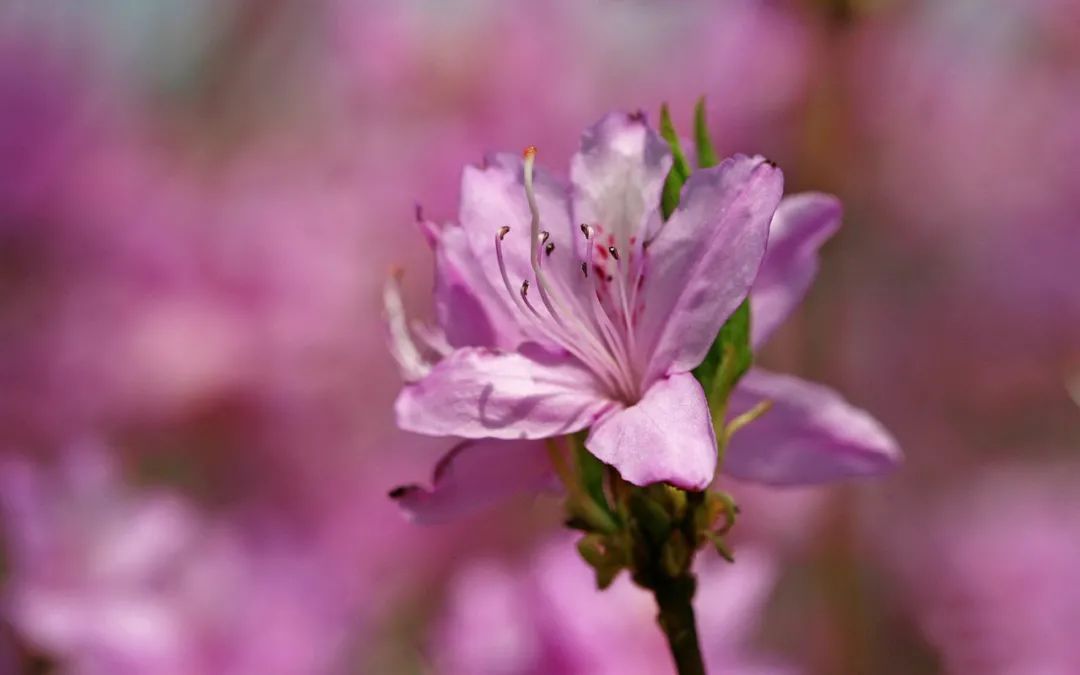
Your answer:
[574,439,612,520]
[693,97,720,168]
[659,103,692,220]
[692,298,752,404]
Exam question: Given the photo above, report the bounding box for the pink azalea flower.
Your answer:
[388,112,899,521]
[431,535,795,675]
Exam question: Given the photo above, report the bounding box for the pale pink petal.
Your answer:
[586,372,717,489]
[751,193,842,348]
[434,224,523,349]
[636,156,783,384]
[723,368,901,485]
[389,439,554,523]
[570,111,672,254]
[395,345,615,440]
[459,154,583,323]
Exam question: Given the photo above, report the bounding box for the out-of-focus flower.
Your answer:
[724,194,901,485]
[0,626,17,673]
[389,113,898,520]
[880,463,1080,675]
[0,443,357,675]
[432,535,794,675]
[851,0,1080,353]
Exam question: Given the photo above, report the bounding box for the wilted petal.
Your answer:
[751,193,842,348]
[587,372,717,489]
[723,368,901,485]
[389,439,554,523]
[396,345,614,440]
[637,156,782,383]
[570,111,672,253]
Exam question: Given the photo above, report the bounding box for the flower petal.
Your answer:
[723,368,902,485]
[459,153,583,330]
[636,156,783,384]
[395,345,615,440]
[434,224,523,350]
[751,193,842,348]
[586,372,717,489]
[389,439,554,523]
[570,112,672,255]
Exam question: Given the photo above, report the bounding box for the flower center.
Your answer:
[493,147,646,404]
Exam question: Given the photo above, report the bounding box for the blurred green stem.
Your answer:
[653,573,707,675]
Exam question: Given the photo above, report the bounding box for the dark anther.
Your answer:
[580,223,591,239]
[608,246,620,261]
[581,262,588,277]
[388,486,410,499]
[628,109,646,123]
[545,242,555,256]
[763,158,778,168]
[540,230,550,244]
[520,280,530,298]
[498,225,511,240]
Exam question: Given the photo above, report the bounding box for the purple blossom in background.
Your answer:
[389,112,898,519]
[882,463,1080,675]
[0,443,357,675]
[432,535,794,675]
[0,1,1074,672]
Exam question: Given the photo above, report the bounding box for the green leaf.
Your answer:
[574,439,613,522]
[693,97,720,169]
[659,103,692,220]
[692,298,752,406]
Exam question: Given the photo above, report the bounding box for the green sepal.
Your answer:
[659,103,692,220]
[693,97,720,169]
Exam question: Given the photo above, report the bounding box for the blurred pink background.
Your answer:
[0,1,1077,673]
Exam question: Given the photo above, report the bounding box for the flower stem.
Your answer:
[653,573,707,675]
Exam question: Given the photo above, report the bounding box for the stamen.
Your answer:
[608,246,620,261]
[495,227,625,395]
[580,241,638,399]
[495,229,531,319]
[383,269,432,382]
[545,242,555,257]
[512,146,640,400]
